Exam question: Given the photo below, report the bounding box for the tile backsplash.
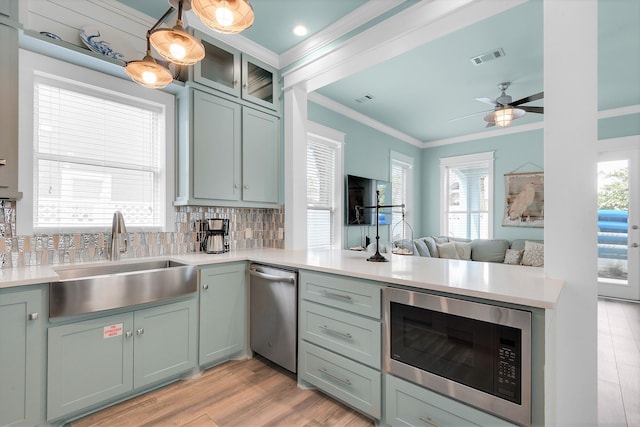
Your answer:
[0,201,284,269]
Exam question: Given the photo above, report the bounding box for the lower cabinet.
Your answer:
[385,374,516,427]
[47,298,197,421]
[199,262,247,366]
[0,286,45,427]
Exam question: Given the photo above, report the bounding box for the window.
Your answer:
[18,50,174,233]
[390,151,414,241]
[306,122,343,249]
[440,152,494,239]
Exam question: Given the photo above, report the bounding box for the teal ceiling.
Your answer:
[117,0,639,143]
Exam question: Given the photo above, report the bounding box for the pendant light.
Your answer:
[191,0,255,34]
[483,106,525,128]
[125,33,173,89]
[149,0,205,65]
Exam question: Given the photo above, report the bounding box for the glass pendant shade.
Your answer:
[149,22,205,65]
[125,53,173,89]
[192,0,255,34]
[494,107,514,128]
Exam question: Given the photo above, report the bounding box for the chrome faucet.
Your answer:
[110,211,127,261]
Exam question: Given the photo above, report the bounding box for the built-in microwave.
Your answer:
[383,287,532,426]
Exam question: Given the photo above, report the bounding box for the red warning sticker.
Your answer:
[103,323,123,339]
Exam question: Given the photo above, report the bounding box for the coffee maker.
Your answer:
[202,219,230,254]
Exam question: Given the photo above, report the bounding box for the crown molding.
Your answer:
[308,92,424,148]
[598,104,640,119]
[423,121,544,148]
[279,0,405,70]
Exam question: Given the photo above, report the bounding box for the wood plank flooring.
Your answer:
[598,298,640,427]
[70,357,374,427]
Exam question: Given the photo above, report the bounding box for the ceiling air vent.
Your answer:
[470,48,506,66]
[355,93,375,104]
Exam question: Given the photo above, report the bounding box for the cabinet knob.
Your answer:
[136,328,144,336]
[234,184,240,189]
[243,184,249,189]
[202,283,209,290]
[233,80,238,86]
[28,312,39,320]
[126,331,133,338]
[0,159,6,166]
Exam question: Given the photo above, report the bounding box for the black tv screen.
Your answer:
[346,175,391,225]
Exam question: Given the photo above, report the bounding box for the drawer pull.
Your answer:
[320,325,353,340]
[0,159,6,166]
[419,416,441,427]
[319,367,352,386]
[323,290,352,301]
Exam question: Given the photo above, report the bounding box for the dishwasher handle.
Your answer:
[249,268,295,283]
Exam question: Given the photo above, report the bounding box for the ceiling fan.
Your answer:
[452,82,544,128]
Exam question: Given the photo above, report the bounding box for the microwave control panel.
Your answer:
[495,326,521,404]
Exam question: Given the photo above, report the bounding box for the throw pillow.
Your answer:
[521,241,544,267]
[437,242,460,259]
[413,239,432,257]
[454,242,472,260]
[504,248,525,265]
[422,237,439,257]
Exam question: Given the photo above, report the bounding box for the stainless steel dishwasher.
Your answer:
[249,263,298,373]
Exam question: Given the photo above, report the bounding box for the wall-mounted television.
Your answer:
[345,174,391,225]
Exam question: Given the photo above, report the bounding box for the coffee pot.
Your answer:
[202,219,229,254]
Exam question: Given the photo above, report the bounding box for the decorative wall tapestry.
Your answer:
[502,172,544,227]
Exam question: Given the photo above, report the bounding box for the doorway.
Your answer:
[597,148,639,301]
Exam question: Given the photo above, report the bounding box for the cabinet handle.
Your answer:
[243,184,249,189]
[234,184,240,189]
[0,159,6,166]
[320,325,353,340]
[419,417,442,427]
[632,243,639,248]
[28,312,39,321]
[125,331,133,338]
[323,290,352,301]
[233,80,238,86]
[319,368,352,386]
[136,328,144,336]
[202,283,209,290]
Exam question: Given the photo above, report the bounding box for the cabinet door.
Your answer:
[199,263,247,366]
[0,21,19,199]
[47,313,134,421]
[133,299,197,388]
[193,31,241,97]
[241,55,280,111]
[242,108,280,204]
[0,288,43,427]
[193,91,242,201]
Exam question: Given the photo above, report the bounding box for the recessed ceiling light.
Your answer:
[292,25,308,36]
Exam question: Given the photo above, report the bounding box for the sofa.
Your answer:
[370,236,544,267]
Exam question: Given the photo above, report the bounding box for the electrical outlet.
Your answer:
[245,228,252,239]
[277,228,284,239]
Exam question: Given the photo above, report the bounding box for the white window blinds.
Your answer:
[441,153,493,239]
[391,156,413,240]
[33,79,163,230]
[307,136,337,249]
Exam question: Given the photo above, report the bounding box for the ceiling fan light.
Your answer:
[149,23,205,65]
[125,54,174,89]
[494,107,514,127]
[192,0,255,34]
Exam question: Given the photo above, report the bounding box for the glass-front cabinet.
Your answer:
[191,29,280,112]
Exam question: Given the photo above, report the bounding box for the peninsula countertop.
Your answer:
[0,248,563,309]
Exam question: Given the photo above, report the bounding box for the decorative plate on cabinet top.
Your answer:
[79,25,137,64]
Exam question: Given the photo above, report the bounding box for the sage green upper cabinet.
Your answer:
[0,286,45,427]
[0,0,18,20]
[191,30,280,112]
[0,18,21,200]
[175,89,280,207]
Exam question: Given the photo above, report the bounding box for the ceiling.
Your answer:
[118,0,639,145]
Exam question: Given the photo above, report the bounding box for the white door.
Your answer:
[597,149,640,300]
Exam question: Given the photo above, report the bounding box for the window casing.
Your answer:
[440,152,494,239]
[18,50,175,234]
[306,123,343,249]
[390,152,414,241]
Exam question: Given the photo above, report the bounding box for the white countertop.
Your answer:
[0,248,563,309]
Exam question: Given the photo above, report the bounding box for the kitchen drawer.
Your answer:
[300,300,380,369]
[299,341,380,419]
[385,374,516,427]
[299,270,381,319]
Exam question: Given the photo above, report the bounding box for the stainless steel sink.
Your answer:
[50,260,197,318]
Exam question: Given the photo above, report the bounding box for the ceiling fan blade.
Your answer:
[486,122,495,128]
[475,97,498,106]
[511,91,544,106]
[449,109,493,122]
[520,106,544,114]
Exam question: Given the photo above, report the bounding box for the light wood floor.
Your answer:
[70,298,639,427]
[69,356,374,427]
[598,298,640,426]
